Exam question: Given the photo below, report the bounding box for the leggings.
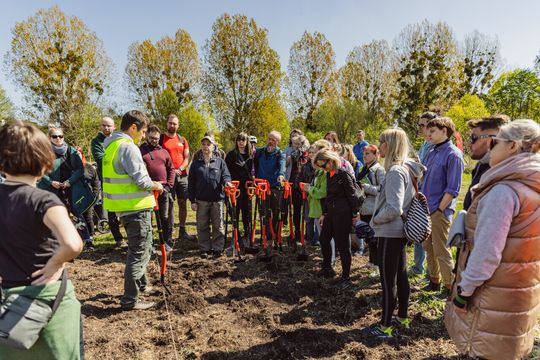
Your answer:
[377,237,410,327]
[235,186,252,239]
[319,210,352,279]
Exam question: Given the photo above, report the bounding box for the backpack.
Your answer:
[344,171,365,210]
[401,165,432,244]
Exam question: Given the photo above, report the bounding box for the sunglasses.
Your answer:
[51,135,64,139]
[470,134,495,144]
[317,159,330,169]
[489,138,513,151]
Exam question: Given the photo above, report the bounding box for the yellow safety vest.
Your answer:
[102,137,155,212]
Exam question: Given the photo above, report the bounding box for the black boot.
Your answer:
[179,227,196,241]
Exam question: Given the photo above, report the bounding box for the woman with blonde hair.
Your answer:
[362,128,425,339]
[445,119,540,360]
[312,148,359,290]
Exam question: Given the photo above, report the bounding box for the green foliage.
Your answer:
[125,29,200,120]
[286,31,336,130]
[312,98,390,144]
[4,5,112,127]
[446,94,490,137]
[64,103,103,160]
[202,13,282,137]
[488,69,540,119]
[393,20,462,138]
[154,86,181,129]
[176,102,212,152]
[0,85,14,120]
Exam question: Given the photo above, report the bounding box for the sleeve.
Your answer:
[458,185,520,296]
[36,189,65,219]
[444,152,464,197]
[221,159,232,186]
[187,162,196,203]
[342,171,360,214]
[165,152,175,191]
[254,148,261,178]
[363,168,385,196]
[119,143,155,190]
[308,174,327,200]
[278,151,286,177]
[91,138,104,164]
[67,148,84,185]
[372,169,406,225]
[40,174,52,187]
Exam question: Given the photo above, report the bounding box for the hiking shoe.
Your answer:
[121,300,156,311]
[392,317,411,330]
[213,250,223,258]
[200,251,210,259]
[165,243,173,252]
[84,241,95,251]
[179,228,196,241]
[316,268,336,278]
[334,278,352,291]
[422,281,441,292]
[140,286,158,295]
[352,250,363,257]
[115,240,127,249]
[436,287,451,301]
[361,324,393,340]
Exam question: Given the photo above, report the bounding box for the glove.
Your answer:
[453,287,471,309]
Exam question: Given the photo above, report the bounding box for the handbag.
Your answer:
[0,271,67,350]
[401,165,432,244]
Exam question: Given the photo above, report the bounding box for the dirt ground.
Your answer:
[70,231,508,360]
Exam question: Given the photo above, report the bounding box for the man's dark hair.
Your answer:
[426,117,456,138]
[0,122,55,176]
[121,110,149,131]
[419,111,438,121]
[147,124,160,134]
[467,114,511,131]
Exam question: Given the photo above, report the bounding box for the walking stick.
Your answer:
[254,178,272,262]
[153,191,172,295]
[245,181,259,254]
[278,181,292,253]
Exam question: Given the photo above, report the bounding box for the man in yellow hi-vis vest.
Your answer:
[102,110,163,310]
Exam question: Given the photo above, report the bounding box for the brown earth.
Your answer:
[71,236,495,360]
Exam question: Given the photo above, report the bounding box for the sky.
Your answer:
[1,0,540,113]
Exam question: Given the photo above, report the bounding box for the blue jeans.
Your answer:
[411,242,426,274]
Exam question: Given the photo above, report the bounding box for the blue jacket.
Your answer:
[353,141,369,165]
[188,154,232,202]
[254,146,286,188]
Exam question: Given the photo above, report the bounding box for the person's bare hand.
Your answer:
[31,260,64,285]
[319,215,325,227]
[153,182,164,194]
[51,181,62,189]
[191,202,198,211]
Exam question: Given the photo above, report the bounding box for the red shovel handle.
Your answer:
[153,191,160,210]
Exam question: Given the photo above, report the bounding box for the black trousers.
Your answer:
[292,187,303,238]
[235,186,252,239]
[377,237,410,327]
[320,209,352,279]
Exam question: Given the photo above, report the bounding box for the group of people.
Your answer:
[0,107,539,359]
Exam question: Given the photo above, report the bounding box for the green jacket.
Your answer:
[308,169,327,218]
[38,146,84,193]
[91,132,107,179]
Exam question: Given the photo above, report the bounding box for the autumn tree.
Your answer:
[4,5,112,131]
[488,69,540,119]
[446,94,490,137]
[202,13,282,135]
[125,29,200,121]
[340,39,397,123]
[286,31,336,131]
[393,20,462,137]
[0,85,14,121]
[461,30,501,95]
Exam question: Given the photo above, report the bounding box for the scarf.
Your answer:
[53,143,68,157]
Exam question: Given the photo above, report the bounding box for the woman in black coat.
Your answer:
[225,132,255,246]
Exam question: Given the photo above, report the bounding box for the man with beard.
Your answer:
[462,114,510,210]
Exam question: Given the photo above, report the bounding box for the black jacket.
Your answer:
[322,168,359,215]
[188,154,232,203]
[225,150,254,184]
[463,161,490,211]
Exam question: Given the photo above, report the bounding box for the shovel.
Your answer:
[297,183,309,261]
[254,179,272,262]
[278,181,292,253]
[245,181,260,254]
[225,181,244,263]
[153,191,172,295]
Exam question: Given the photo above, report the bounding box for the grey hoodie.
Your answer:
[370,160,426,238]
[103,131,155,216]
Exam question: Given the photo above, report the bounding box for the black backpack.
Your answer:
[344,171,365,209]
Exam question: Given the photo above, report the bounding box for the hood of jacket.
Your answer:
[103,131,133,149]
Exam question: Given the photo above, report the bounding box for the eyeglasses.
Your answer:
[470,134,496,144]
[489,138,513,151]
[317,159,330,169]
[51,135,64,139]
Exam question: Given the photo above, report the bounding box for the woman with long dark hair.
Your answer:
[225,132,255,247]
